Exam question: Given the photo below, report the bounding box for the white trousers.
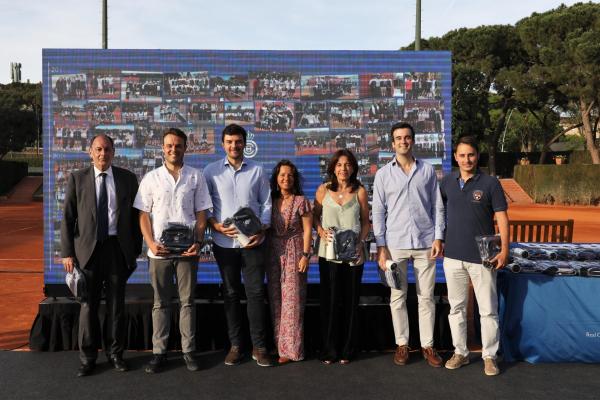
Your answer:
[388,248,436,348]
[443,257,499,359]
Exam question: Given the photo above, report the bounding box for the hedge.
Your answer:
[514,164,600,206]
[3,152,43,168]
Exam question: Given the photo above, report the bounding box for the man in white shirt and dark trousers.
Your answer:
[372,122,445,368]
[134,128,212,373]
[203,124,274,367]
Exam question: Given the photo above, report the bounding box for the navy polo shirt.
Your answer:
[440,170,507,263]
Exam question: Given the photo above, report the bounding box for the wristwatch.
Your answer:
[302,251,311,258]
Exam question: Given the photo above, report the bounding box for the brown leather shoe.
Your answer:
[393,345,409,365]
[224,346,243,366]
[422,347,443,368]
[252,347,275,367]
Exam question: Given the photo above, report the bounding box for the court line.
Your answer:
[0,226,37,235]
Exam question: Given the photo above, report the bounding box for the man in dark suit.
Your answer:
[61,134,142,377]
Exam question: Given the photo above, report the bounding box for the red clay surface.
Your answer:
[0,202,44,350]
[0,201,598,350]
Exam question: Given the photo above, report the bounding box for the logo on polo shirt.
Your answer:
[244,131,258,158]
[472,190,483,202]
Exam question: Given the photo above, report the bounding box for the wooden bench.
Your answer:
[495,219,574,243]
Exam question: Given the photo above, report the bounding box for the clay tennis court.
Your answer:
[0,201,598,350]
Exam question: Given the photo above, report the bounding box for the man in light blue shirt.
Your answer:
[203,124,274,367]
[372,122,445,368]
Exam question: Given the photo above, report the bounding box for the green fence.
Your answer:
[514,165,600,206]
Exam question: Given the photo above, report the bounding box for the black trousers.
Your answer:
[213,243,267,349]
[79,237,128,363]
[318,257,364,361]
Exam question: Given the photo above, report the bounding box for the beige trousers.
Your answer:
[388,248,436,348]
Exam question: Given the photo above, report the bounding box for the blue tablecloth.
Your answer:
[498,271,600,363]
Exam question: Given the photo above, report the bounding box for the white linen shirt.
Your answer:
[134,164,212,258]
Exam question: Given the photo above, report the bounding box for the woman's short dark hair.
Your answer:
[270,159,304,199]
[222,123,247,145]
[163,127,188,147]
[454,135,479,154]
[326,149,362,193]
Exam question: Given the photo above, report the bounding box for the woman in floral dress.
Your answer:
[267,160,313,364]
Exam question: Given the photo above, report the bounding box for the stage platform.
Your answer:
[30,284,454,353]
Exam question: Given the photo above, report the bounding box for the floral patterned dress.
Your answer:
[267,195,312,361]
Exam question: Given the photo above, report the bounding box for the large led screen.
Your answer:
[43,49,452,286]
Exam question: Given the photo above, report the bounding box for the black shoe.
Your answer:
[144,354,167,374]
[109,355,128,372]
[77,362,95,377]
[183,352,199,372]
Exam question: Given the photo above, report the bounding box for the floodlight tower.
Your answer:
[102,0,108,49]
[10,62,22,83]
[415,0,421,51]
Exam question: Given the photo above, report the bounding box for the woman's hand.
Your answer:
[318,227,334,243]
[298,254,309,273]
[354,243,365,265]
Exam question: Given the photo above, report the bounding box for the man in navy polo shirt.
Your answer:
[440,135,509,376]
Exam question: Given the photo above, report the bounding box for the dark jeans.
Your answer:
[319,257,364,361]
[79,237,128,363]
[213,243,267,349]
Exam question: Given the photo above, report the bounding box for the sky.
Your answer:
[0,0,589,83]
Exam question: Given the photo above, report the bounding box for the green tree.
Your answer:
[503,65,577,163]
[0,83,42,159]
[495,107,560,153]
[404,25,527,175]
[516,2,600,164]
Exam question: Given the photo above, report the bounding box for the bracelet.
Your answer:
[302,252,311,258]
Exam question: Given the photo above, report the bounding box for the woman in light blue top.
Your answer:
[313,149,370,364]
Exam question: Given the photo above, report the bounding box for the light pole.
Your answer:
[501,108,515,152]
[102,0,108,49]
[415,0,421,51]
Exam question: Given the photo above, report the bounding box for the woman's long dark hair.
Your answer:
[326,149,362,192]
[270,159,304,199]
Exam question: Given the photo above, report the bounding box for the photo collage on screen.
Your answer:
[50,69,445,264]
